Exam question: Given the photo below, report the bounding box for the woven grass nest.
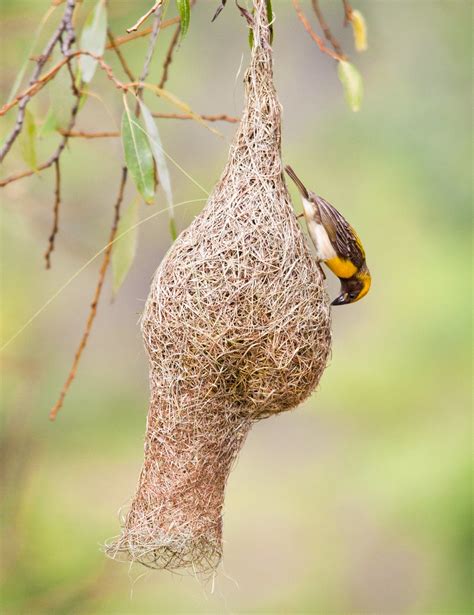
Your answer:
[105,0,331,574]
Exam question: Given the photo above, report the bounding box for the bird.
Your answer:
[285,165,371,306]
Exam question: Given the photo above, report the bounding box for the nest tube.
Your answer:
[105,0,331,574]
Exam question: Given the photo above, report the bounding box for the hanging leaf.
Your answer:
[337,60,363,112]
[112,198,139,296]
[79,0,107,84]
[350,10,368,52]
[139,100,176,238]
[122,97,156,204]
[19,108,37,170]
[176,0,190,39]
[211,0,227,22]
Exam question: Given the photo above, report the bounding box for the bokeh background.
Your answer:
[1,0,471,613]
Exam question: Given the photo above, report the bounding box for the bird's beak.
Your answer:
[331,293,348,306]
[285,166,309,199]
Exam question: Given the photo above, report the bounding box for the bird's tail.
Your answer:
[285,165,309,199]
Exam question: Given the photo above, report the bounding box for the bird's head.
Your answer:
[332,267,371,306]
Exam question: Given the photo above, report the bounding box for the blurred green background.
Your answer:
[1,0,472,613]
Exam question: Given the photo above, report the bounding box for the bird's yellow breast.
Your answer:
[325,257,358,279]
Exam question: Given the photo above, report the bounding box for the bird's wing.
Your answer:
[315,195,366,265]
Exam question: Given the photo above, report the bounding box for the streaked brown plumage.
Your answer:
[285,165,371,305]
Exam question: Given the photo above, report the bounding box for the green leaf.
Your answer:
[169,218,177,241]
[112,198,139,296]
[337,60,363,112]
[176,0,190,39]
[79,0,107,84]
[19,109,37,170]
[138,101,175,230]
[121,98,156,204]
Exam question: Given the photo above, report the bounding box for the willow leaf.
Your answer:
[122,99,155,204]
[79,0,107,84]
[139,100,176,238]
[337,60,363,112]
[176,0,190,39]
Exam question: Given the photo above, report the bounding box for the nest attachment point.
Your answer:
[105,0,331,575]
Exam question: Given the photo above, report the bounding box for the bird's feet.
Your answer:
[318,263,326,280]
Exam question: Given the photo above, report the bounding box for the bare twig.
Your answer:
[311,0,344,56]
[126,0,162,33]
[105,15,181,49]
[1,76,81,187]
[44,160,62,269]
[49,167,128,421]
[342,0,353,25]
[152,112,239,122]
[291,0,344,62]
[107,29,136,83]
[0,51,127,117]
[59,130,120,138]
[158,25,181,89]
[0,110,237,188]
[0,0,76,162]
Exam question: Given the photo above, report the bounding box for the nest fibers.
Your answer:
[105,0,331,574]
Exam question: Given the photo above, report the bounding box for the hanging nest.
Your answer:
[105,0,331,574]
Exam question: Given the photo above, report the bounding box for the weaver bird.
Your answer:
[285,165,371,306]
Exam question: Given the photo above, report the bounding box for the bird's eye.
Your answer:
[349,291,358,300]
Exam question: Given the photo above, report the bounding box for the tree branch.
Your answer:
[0,0,76,162]
[126,0,162,33]
[44,160,62,269]
[105,16,181,49]
[311,0,344,57]
[342,0,353,25]
[107,29,136,83]
[135,4,163,115]
[49,167,128,421]
[158,25,181,89]
[291,0,344,62]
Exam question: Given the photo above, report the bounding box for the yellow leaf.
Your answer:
[350,9,368,52]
